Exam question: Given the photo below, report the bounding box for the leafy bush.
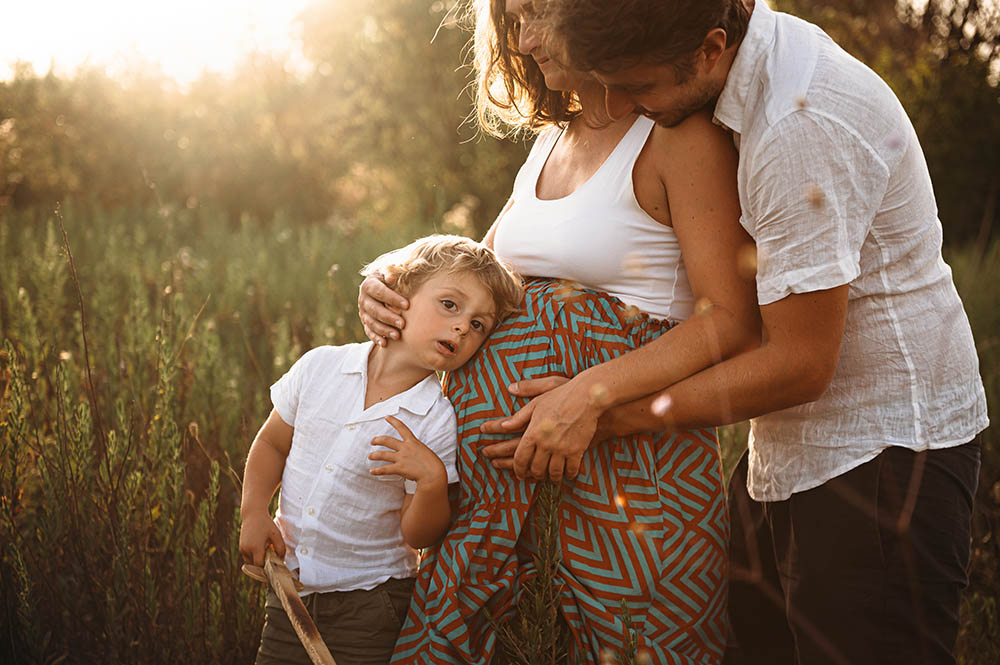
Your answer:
[0,205,425,664]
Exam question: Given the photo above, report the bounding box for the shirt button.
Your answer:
[307,507,315,516]
[299,547,308,556]
[346,423,357,431]
[324,464,333,472]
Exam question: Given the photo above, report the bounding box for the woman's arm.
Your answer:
[483,112,760,481]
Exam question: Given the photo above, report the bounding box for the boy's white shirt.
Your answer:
[714,1,988,502]
[270,341,459,594]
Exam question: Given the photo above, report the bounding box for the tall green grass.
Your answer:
[947,240,1000,665]
[0,205,426,664]
[0,206,996,663]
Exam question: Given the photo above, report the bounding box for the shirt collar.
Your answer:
[713,0,776,137]
[342,341,444,419]
[342,340,374,376]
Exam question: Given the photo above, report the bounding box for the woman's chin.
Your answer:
[540,70,572,93]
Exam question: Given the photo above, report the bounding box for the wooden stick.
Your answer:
[242,549,337,665]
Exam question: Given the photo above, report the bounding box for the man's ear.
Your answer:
[700,28,729,70]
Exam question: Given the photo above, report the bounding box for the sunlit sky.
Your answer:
[0,0,313,84]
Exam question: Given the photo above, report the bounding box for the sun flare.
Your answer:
[0,0,311,84]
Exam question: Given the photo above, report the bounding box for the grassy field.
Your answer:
[1,205,996,664]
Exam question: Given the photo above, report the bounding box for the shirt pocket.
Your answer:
[283,416,341,500]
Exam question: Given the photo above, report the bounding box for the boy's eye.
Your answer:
[441,299,456,310]
[471,320,484,331]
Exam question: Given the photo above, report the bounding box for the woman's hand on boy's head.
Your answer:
[359,273,409,347]
[370,416,447,488]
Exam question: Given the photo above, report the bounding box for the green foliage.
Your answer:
[0,205,428,664]
[0,0,530,236]
[947,239,1000,665]
[490,482,571,665]
[0,211,997,664]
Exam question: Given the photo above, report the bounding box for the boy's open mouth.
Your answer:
[438,340,456,354]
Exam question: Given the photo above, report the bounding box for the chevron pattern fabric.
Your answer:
[391,279,729,665]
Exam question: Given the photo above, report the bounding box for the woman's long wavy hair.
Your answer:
[468,0,581,137]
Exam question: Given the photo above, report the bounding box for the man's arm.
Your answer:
[486,284,847,458]
[621,284,848,431]
[610,111,878,432]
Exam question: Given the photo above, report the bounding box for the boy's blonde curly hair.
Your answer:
[361,235,524,324]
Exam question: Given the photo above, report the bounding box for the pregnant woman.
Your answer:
[360,1,758,663]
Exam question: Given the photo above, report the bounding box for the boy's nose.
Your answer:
[453,321,468,335]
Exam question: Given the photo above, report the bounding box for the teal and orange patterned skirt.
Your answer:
[391,279,729,665]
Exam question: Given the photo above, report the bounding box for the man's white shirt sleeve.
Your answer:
[745,110,890,305]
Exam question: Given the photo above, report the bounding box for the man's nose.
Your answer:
[605,87,636,120]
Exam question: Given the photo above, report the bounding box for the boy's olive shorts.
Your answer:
[254,576,415,665]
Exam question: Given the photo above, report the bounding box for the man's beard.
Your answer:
[651,83,721,128]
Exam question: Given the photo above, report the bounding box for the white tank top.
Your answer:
[493,115,695,321]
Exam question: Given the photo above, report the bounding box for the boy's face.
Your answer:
[398,271,497,372]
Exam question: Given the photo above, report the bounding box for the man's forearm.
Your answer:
[601,340,831,435]
[602,287,847,434]
[658,339,833,429]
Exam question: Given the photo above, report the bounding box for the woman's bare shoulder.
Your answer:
[650,110,739,184]
[647,109,737,167]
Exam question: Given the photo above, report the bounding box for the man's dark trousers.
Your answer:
[724,439,980,665]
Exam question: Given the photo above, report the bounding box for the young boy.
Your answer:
[239,235,523,665]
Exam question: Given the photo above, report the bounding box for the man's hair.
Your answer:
[468,0,582,137]
[361,234,524,324]
[542,0,750,76]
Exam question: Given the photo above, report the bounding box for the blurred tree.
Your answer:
[296,0,528,234]
[0,1,530,234]
[773,0,1000,245]
[0,61,344,225]
[2,1,993,242]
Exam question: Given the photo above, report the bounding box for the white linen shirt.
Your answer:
[269,342,459,593]
[714,1,988,501]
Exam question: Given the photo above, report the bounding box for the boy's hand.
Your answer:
[239,511,286,567]
[370,416,447,488]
